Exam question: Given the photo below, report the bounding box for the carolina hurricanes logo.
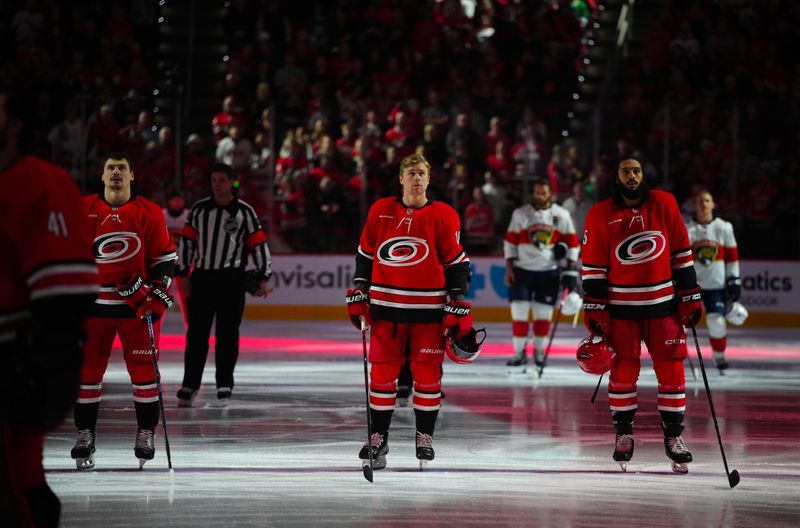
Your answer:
[93,231,142,264]
[377,236,430,266]
[615,230,666,265]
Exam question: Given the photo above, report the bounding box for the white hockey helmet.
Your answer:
[561,291,583,316]
[725,302,749,326]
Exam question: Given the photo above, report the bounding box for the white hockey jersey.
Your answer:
[503,203,579,271]
[685,217,740,290]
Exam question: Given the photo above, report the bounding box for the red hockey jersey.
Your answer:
[84,193,176,317]
[581,190,695,319]
[0,156,98,344]
[355,198,469,323]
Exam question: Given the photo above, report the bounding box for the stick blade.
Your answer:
[362,465,374,483]
[728,469,740,488]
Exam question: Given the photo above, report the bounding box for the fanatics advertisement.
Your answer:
[245,256,800,325]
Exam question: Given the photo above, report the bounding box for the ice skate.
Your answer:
[71,429,96,470]
[665,435,692,474]
[713,351,729,374]
[358,432,389,470]
[506,355,528,374]
[134,428,156,469]
[176,386,198,407]
[533,349,546,375]
[612,433,634,472]
[415,432,435,469]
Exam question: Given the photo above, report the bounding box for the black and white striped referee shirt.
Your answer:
[180,196,271,276]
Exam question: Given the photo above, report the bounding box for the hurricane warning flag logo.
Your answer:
[615,230,666,265]
[93,231,142,264]
[377,236,430,266]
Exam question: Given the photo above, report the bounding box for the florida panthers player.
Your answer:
[346,153,473,470]
[71,152,177,470]
[685,189,742,372]
[581,156,702,473]
[503,178,579,370]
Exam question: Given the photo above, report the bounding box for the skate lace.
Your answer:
[369,432,384,448]
[75,429,94,448]
[615,434,634,453]
[668,436,688,454]
[416,432,433,448]
[136,429,155,448]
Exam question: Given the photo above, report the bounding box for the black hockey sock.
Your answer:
[73,402,99,431]
[660,411,684,437]
[414,409,439,436]
[370,409,393,434]
[134,401,159,430]
[612,409,636,435]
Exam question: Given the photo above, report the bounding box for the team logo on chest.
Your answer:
[615,230,666,265]
[377,236,430,266]
[93,231,142,263]
[693,240,718,266]
[527,223,553,249]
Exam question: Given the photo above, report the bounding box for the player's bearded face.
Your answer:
[617,161,645,200]
[532,184,551,208]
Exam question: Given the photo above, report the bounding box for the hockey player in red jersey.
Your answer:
[685,190,743,372]
[346,153,473,470]
[71,152,177,470]
[503,178,579,369]
[581,156,702,473]
[0,87,98,528]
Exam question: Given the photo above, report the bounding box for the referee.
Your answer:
[176,163,272,406]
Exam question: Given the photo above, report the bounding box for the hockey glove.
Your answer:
[553,241,568,260]
[583,297,610,336]
[677,286,703,327]
[443,300,473,339]
[136,281,174,321]
[560,269,578,292]
[345,288,371,330]
[726,276,741,304]
[117,275,148,310]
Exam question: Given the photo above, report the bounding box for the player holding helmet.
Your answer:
[580,156,702,473]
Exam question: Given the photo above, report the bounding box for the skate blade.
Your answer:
[506,366,528,375]
[138,457,153,469]
[360,456,386,470]
[618,462,627,472]
[74,456,95,470]
[419,459,429,470]
[671,462,689,474]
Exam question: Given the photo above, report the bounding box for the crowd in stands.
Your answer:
[3,0,798,258]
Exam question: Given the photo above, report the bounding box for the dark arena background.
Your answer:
[2,1,798,526]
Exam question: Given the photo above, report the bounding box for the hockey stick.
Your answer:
[145,314,174,472]
[537,289,569,378]
[590,374,603,403]
[360,318,374,483]
[689,324,740,488]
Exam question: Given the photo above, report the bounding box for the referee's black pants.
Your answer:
[181,269,246,392]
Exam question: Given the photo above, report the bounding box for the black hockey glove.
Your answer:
[726,277,741,304]
[560,269,578,292]
[553,241,568,260]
